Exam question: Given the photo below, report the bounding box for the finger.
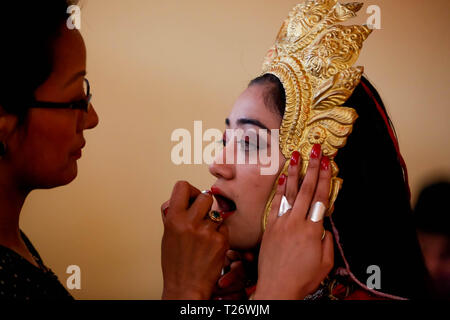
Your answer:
[242,251,255,262]
[202,209,228,231]
[168,181,201,214]
[306,156,331,234]
[217,223,229,241]
[320,231,334,277]
[226,250,242,262]
[291,144,322,221]
[213,292,247,300]
[222,250,238,270]
[266,174,287,229]
[189,191,214,222]
[286,151,302,206]
[218,261,245,289]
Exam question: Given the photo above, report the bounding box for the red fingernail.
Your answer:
[163,207,169,215]
[290,151,300,166]
[278,174,287,186]
[321,156,330,171]
[311,144,321,159]
[219,277,231,288]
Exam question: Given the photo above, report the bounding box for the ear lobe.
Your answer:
[0,105,18,141]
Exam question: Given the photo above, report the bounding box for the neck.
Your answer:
[0,169,29,246]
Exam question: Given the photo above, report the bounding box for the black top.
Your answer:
[0,230,73,300]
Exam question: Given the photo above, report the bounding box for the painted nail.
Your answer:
[320,156,330,171]
[202,190,212,196]
[290,151,300,166]
[310,144,321,159]
[278,174,287,186]
[163,207,169,216]
[219,276,231,288]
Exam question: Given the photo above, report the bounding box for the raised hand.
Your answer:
[161,181,229,300]
[254,144,334,300]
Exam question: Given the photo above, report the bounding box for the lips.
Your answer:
[211,186,237,218]
[71,141,86,159]
[71,149,82,159]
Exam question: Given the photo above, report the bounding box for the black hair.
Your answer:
[0,1,74,118]
[249,73,286,118]
[414,181,450,236]
[249,74,431,299]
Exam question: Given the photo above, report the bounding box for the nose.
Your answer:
[84,103,99,130]
[208,146,235,180]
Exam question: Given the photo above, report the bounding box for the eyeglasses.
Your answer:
[30,79,92,113]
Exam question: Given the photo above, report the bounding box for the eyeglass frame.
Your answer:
[29,78,92,113]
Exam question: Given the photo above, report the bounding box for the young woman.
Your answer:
[161,0,430,300]
[0,1,98,299]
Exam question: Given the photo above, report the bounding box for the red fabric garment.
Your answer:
[332,283,390,300]
[245,283,389,300]
[245,284,257,298]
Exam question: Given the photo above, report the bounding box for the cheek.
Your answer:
[235,165,273,208]
[15,112,79,184]
[27,119,74,158]
[239,151,285,209]
[229,164,283,248]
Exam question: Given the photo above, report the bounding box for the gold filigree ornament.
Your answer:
[262,0,372,230]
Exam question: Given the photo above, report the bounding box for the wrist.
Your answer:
[162,285,210,300]
[253,282,307,300]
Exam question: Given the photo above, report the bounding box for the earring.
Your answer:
[0,141,6,158]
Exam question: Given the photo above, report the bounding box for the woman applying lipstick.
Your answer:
[0,1,98,299]
[161,143,333,300]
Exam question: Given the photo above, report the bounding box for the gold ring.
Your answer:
[208,210,223,223]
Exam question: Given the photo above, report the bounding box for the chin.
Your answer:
[47,164,79,188]
[61,163,78,185]
[227,225,259,251]
[229,240,258,252]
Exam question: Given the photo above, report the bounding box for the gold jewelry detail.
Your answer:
[208,210,223,223]
[262,0,372,231]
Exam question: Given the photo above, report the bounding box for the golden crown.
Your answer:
[262,0,372,230]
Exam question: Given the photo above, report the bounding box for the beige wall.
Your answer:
[21,0,450,299]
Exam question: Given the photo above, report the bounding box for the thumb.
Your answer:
[320,231,334,277]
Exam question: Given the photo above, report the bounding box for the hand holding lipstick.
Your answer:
[160,181,230,300]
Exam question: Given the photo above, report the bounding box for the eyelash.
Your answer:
[220,132,260,151]
[221,132,227,147]
[238,140,257,152]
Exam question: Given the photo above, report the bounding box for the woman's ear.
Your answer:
[0,105,18,141]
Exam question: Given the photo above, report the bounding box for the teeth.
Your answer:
[214,194,236,213]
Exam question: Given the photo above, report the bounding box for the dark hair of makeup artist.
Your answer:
[0,1,75,119]
[248,73,432,299]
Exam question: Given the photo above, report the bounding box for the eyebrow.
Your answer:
[64,70,86,88]
[225,118,271,134]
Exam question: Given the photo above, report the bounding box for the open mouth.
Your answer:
[214,194,237,213]
[211,187,237,216]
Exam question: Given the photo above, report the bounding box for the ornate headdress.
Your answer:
[262,0,372,230]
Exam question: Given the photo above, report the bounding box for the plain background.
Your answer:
[20,0,450,299]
